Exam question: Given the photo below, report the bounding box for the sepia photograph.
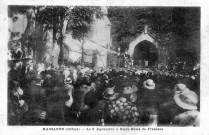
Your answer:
[7,5,201,127]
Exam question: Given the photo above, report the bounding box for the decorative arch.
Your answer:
[128,32,158,57]
[132,40,159,66]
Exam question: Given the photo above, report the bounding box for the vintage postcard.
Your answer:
[1,0,209,135]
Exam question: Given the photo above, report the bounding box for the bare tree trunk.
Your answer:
[58,32,64,65]
[58,19,68,65]
[81,39,85,66]
[58,21,65,65]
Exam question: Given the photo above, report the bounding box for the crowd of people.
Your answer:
[8,59,200,126]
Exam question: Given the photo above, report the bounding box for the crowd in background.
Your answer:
[8,59,200,126]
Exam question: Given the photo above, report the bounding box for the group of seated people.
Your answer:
[8,61,200,126]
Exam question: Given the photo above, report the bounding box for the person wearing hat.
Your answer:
[173,83,190,94]
[158,83,199,126]
[97,86,119,113]
[8,80,28,125]
[24,74,47,124]
[143,79,155,90]
[27,75,46,106]
[45,81,74,123]
[104,79,140,125]
[137,79,159,126]
[8,60,23,82]
[77,84,89,113]
[77,84,99,125]
[96,86,119,124]
[103,87,119,101]
[42,74,54,96]
[171,86,199,126]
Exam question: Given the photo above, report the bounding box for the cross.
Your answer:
[144,25,148,34]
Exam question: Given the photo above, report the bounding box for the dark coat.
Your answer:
[27,84,46,108]
[136,87,159,115]
[158,100,185,125]
[45,86,73,121]
[46,87,69,112]
[77,91,100,124]
[8,69,21,82]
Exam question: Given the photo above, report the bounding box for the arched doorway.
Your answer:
[132,40,158,67]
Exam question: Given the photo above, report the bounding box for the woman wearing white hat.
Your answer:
[143,79,156,90]
[104,79,140,125]
[138,79,158,126]
[158,83,199,126]
[171,84,199,126]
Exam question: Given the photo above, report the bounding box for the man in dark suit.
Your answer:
[24,75,47,124]
[27,75,46,107]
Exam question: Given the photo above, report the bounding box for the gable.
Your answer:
[128,32,158,56]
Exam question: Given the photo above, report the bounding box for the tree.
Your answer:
[108,7,200,68]
[108,7,173,53]
[66,6,103,64]
[8,6,104,65]
[8,6,35,60]
[35,6,104,64]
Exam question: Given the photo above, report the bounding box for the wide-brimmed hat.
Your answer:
[174,83,190,93]
[143,79,155,90]
[103,87,119,100]
[174,90,198,110]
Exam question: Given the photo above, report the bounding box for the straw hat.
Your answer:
[174,83,190,94]
[174,90,198,110]
[103,87,119,100]
[143,79,155,90]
